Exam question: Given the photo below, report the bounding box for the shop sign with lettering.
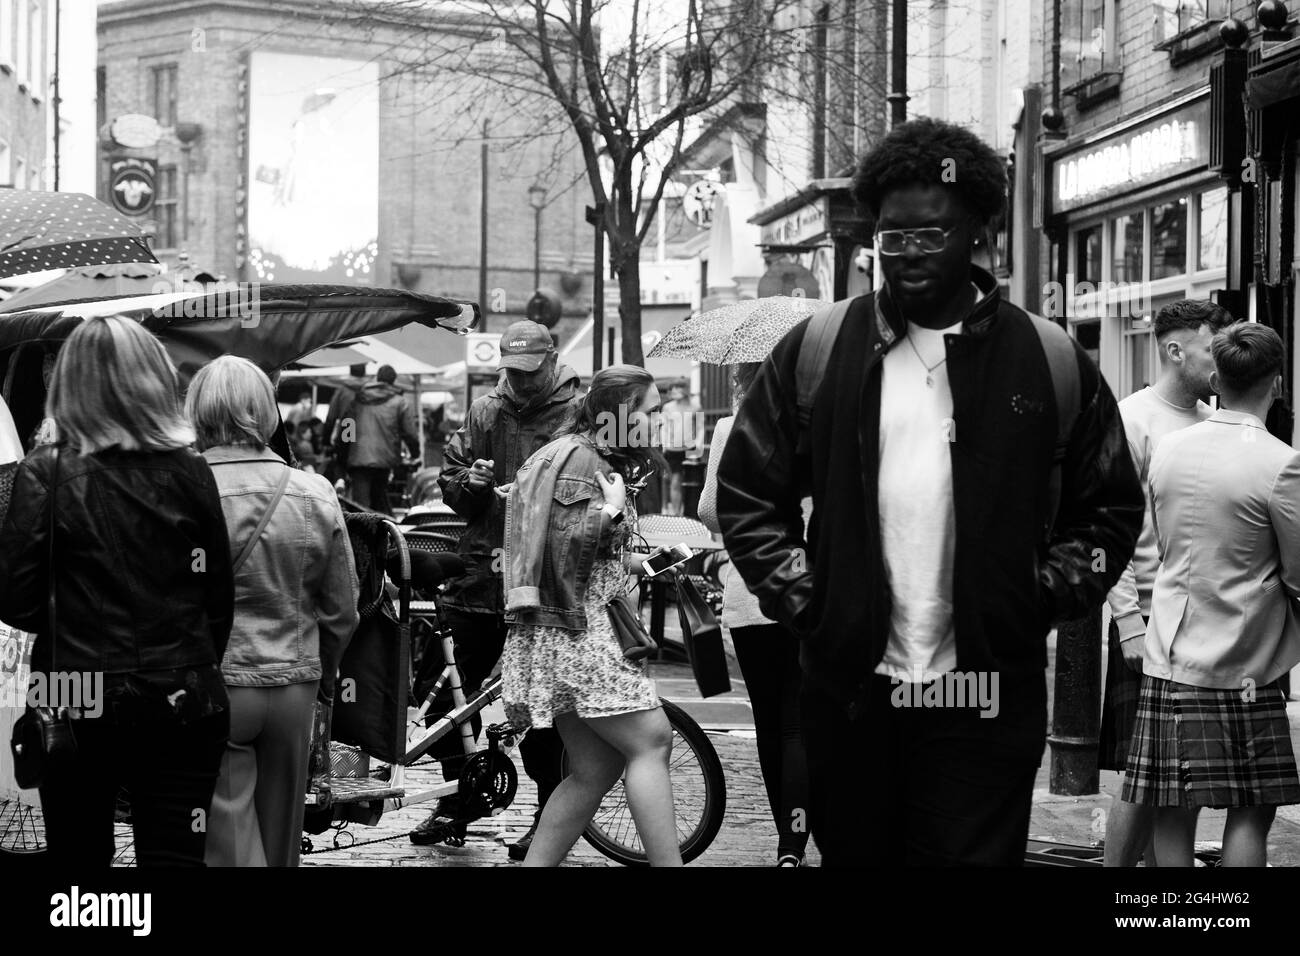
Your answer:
[1050,97,1210,213]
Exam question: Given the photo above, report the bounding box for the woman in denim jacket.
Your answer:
[502,365,681,866]
[187,356,360,867]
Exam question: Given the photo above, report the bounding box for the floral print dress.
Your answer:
[502,502,660,729]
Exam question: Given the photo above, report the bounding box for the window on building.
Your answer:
[1125,319,1154,393]
[26,0,39,98]
[1153,0,1229,42]
[1073,317,1101,366]
[0,0,13,72]
[155,164,179,249]
[1074,224,1102,285]
[14,0,25,86]
[1150,197,1188,280]
[1111,212,1143,283]
[27,156,38,190]
[1061,0,1117,88]
[96,66,106,132]
[152,63,178,127]
[13,155,24,189]
[1197,186,1228,272]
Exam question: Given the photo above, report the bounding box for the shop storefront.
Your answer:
[1040,89,1229,399]
[749,178,875,304]
[1240,18,1300,445]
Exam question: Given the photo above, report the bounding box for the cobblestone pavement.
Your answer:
[299,629,1300,868]
[299,734,816,867]
[300,667,820,867]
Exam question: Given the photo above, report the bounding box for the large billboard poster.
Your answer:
[247,52,379,284]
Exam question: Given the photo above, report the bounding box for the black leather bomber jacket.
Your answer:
[716,267,1143,716]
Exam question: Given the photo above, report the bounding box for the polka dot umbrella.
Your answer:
[0,190,158,280]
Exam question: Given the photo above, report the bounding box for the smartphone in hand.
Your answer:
[642,543,693,578]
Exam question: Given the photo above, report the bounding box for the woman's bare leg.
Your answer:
[1221,806,1275,867]
[586,707,682,867]
[522,712,624,867]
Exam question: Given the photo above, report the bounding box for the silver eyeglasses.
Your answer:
[874,226,960,256]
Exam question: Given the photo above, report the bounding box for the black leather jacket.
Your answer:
[717,269,1143,718]
[0,444,234,679]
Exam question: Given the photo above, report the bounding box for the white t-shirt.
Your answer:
[874,318,963,683]
[0,395,22,464]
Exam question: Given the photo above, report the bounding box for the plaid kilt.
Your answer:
[1122,675,1300,808]
[1099,618,1144,771]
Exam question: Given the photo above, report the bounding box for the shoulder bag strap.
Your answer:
[230,466,292,575]
[47,447,59,674]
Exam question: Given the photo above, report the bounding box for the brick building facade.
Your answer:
[0,0,49,191]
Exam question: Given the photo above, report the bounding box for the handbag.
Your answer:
[676,575,730,697]
[10,448,78,790]
[607,592,657,661]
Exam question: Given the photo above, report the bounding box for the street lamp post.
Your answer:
[528,183,546,291]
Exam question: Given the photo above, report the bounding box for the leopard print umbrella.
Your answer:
[648,295,828,364]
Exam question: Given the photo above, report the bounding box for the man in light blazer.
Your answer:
[1128,322,1300,866]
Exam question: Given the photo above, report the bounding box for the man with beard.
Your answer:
[1101,299,1232,866]
[408,321,580,858]
[717,117,1143,866]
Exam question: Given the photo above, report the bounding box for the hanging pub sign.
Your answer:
[109,157,158,217]
[683,180,724,228]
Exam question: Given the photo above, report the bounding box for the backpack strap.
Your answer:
[1027,313,1082,542]
[794,298,853,455]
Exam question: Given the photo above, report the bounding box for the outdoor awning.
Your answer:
[1246,50,1300,108]
[0,284,478,382]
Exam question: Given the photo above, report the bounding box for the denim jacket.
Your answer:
[203,445,360,700]
[504,433,622,630]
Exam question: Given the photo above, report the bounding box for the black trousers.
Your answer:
[38,701,229,868]
[348,467,391,514]
[434,608,563,810]
[732,623,810,859]
[801,672,1045,867]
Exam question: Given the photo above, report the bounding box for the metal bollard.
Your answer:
[1047,607,1102,795]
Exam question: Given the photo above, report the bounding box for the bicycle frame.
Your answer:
[313,589,520,819]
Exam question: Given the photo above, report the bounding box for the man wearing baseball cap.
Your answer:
[410,320,581,857]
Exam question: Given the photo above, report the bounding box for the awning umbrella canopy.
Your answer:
[0,284,479,383]
[0,262,197,312]
[648,295,828,364]
[0,191,158,278]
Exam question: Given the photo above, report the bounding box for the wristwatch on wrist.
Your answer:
[601,503,625,525]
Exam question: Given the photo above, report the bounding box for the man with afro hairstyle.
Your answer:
[717,117,1143,865]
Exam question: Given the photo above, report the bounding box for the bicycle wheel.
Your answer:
[571,698,726,866]
[111,789,135,867]
[0,794,134,864]
[0,798,46,856]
